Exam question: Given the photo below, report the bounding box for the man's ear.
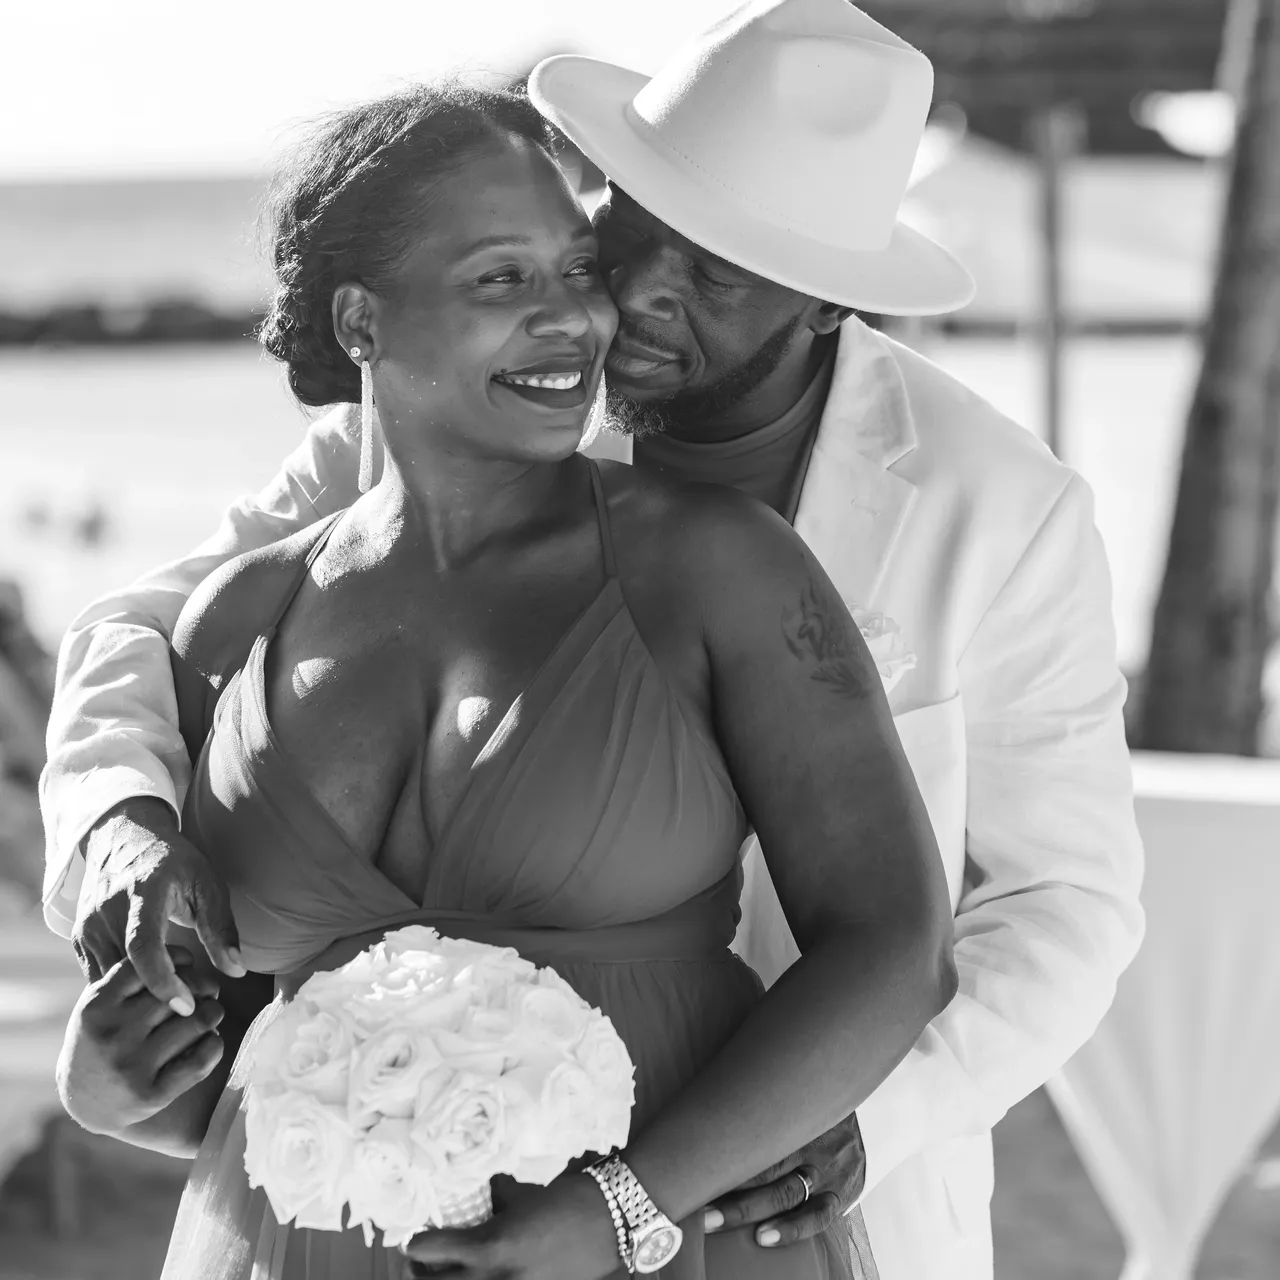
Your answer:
[807,299,855,336]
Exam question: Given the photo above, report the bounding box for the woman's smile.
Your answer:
[492,354,594,410]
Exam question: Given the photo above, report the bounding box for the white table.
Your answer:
[1047,752,1280,1280]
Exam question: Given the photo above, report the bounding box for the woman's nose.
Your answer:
[527,279,594,338]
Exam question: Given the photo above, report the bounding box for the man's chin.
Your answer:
[604,384,677,439]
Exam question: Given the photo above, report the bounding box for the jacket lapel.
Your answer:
[793,321,918,607]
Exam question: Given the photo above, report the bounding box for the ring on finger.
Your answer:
[793,1167,816,1204]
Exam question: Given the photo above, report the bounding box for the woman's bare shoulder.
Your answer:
[597,460,810,594]
[172,515,342,688]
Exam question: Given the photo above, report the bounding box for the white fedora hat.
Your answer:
[529,0,975,316]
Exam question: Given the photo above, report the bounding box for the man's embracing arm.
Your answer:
[40,403,366,939]
[855,471,1145,1192]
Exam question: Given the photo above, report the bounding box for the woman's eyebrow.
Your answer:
[458,233,534,256]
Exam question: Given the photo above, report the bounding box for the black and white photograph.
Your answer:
[1,1,1278,1278]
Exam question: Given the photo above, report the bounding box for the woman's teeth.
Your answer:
[497,371,583,390]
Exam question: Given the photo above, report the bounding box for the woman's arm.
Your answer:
[615,489,956,1222]
[404,488,957,1280]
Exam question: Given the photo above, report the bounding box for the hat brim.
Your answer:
[530,54,976,317]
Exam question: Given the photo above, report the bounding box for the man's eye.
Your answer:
[695,265,735,291]
[479,269,522,285]
[567,259,599,278]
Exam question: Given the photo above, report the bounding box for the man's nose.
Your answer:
[607,247,681,323]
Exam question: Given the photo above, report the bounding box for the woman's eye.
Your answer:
[478,269,522,285]
[567,259,599,278]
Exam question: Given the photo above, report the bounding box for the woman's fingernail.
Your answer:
[704,1208,724,1232]
[225,948,247,976]
[169,993,195,1017]
[758,1228,781,1247]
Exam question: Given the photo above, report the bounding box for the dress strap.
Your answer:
[265,510,346,635]
[585,458,618,580]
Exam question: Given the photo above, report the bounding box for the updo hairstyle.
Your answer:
[258,80,557,407]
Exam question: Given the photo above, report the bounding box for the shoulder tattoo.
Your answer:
[781,577,872,700]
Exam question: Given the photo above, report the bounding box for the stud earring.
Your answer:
[349,346,375,493]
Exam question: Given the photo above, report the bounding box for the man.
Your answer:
[41,2,1144,1277]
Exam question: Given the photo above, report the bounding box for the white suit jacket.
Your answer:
[41,319,1144,1280]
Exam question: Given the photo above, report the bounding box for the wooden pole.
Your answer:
[1028,102,1085,460]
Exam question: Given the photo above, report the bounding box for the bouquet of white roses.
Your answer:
[242,925,635,1249]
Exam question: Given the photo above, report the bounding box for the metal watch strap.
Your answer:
[583,1158,634,1274]
[603,1156,664,1238]
[584,1153,682,1274]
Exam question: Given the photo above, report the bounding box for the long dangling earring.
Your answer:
[579,372,608,453]
[349,345,375,493]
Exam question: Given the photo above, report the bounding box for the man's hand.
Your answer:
[703,1112,866,1248]
[56,947,226,1135]
[73,797,245,1014]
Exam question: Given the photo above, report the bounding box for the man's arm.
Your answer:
[40,404,365,936]
[854,471,1145,1193]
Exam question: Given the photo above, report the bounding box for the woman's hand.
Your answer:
[56,945,226,1136]
[403,1174,621,1280]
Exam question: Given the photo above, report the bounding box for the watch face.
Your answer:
[634,1224,683,1274]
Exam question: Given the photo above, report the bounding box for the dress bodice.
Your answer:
[182,459,749,978]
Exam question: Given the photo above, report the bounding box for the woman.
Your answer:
[56,81,955,1279]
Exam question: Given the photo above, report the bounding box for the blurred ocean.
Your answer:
[1,335,1202,677]
[0,145,1224,319]
[0,178,268,313]
[0,343,306,645]
[0,152,1262,689]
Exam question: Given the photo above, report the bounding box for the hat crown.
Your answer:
[629,0,933,248]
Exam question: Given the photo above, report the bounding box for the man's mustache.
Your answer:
[609,322,685,364]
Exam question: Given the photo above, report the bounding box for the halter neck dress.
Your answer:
[160,459,857,1280]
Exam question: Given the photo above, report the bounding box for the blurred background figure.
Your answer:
[0,2,1276,1278]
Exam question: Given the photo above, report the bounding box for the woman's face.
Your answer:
[364,135,618,465]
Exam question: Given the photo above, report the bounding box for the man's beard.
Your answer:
[605,313,804,440]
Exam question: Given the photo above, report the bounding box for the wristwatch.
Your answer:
[583,1153,684,1274]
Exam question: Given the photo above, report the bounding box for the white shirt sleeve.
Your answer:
[39,404,365,937]
[856,473,1146,1193]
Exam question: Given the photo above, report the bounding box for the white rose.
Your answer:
[436,936,539,995]
[849,607,917,694]
[511,980,591,1051]
[507,1056,596,1132]
[243,1088,355,1232]
[348,1025,445,1127]
[380,925,444,959]
[260,1007,356,1107]
[347,956,471,1034]
[433,1005,519,1076]
[575,1019,635,1095]
[412,1071,508,1192]
[497,1054,596,1184]
[297,950,384,1010]
[345,1118,441,1249]
[574,1018,636,1153]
